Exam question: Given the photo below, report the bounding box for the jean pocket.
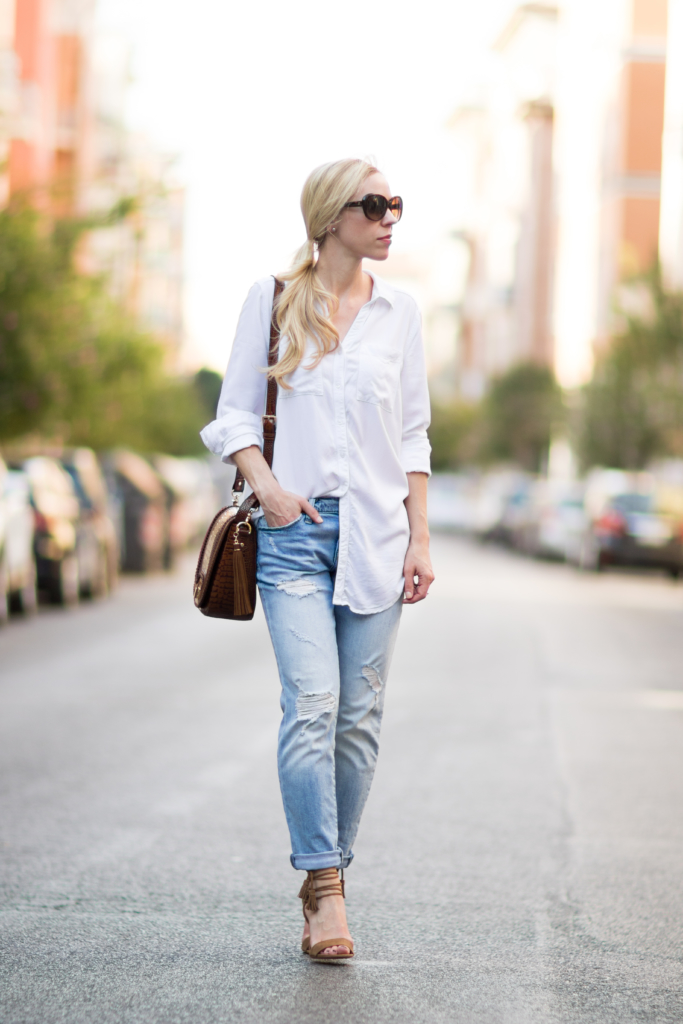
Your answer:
[258,514,304,531]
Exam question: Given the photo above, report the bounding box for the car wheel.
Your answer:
[106,547,119,593]
[92,547,109,599]
[579,537,601,572]
[18,562,38,614]
[668,565,681,580]
[56,554,79,606]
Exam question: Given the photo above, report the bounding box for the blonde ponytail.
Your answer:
[270,158,378,388]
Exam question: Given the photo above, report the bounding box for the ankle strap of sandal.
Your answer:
[298,868,345,913]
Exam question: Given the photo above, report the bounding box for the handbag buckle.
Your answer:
[234,520,252,541]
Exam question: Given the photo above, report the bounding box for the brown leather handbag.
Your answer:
[193,278,284,620]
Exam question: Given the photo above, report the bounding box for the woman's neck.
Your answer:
[314,248,369,303]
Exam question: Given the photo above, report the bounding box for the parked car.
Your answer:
[153,455,218,566]
[472,470,534,545]
[516,479,587,560]
[576,469,683,576]
[152,456,187,571]
[207,458,236,510]
[101,451,166,573]
[427,473,479,532]
[0,459,37,620]
[62,448,119,598]
[22,456,80,604]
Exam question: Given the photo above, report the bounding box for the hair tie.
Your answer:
[302,238,316,268]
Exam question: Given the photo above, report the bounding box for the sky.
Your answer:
[95,0,518,371]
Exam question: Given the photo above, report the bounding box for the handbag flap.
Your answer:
[193,505,239,607]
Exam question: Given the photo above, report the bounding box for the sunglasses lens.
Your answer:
[362,194,386,221]
[389,197,403,222]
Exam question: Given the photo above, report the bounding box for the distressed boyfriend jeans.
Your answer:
[256,498,402,870]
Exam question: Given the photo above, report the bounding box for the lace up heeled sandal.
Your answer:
[298,867,354,961]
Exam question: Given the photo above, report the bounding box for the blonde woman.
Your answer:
[201,158,434,961]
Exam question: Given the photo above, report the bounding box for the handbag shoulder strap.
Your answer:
[232,276,284,500]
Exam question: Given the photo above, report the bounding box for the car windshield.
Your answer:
[610,493,653,514]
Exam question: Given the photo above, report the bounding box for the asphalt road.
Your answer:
[1,535,683,1024]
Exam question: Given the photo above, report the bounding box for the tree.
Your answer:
[428,400,481,471]
[578,266,683,469]
[481,362,563,472]
[0,203,205,456]
[194,367,223,423]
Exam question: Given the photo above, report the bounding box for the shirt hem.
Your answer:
[332,590,403,615]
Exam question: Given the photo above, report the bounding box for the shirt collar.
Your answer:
[365,270,395,308]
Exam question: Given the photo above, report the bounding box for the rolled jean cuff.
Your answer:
[291,849,354,871]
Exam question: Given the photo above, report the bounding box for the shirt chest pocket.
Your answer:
[356,339,402,411]
[278,338,324,399]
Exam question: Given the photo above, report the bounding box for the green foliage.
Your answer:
[578,266,683,469]
[481,362,564,472]
[429,362,562,473]
[430,273,683,476]
[0,203,205,456]
[577,342,661,470]
[194,367,223,423]
[428,400,481,471]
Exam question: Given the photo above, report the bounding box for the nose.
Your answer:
[382,210,397,226]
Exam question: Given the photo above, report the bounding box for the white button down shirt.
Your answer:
[200,271,431,614]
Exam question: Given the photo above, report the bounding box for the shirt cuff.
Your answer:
[401,437,432,477]
[220,433,263,466]
[200,416,263,466]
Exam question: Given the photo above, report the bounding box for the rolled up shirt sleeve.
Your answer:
[199,278,273,465]
[400,304,432,476]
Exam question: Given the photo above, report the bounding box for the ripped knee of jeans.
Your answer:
[277,578,318,598]
[296,690,336,723]
[362,664,383,709]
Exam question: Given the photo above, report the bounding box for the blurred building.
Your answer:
[553,0,667,384]
[83,30,185,359]
[447,4,558,399]
[6,0,96,212]
[660,0,683,288]
[81,30,185,358]
[0,0,185,357]
[449,0,669,394]
[0,0,20,206]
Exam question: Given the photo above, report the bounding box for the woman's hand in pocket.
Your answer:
[259,483,322,528]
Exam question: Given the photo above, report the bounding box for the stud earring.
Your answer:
[331,227,336,232]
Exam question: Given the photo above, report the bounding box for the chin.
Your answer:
[368,250,390,262]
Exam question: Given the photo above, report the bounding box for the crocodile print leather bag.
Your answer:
[193,278,284,620]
